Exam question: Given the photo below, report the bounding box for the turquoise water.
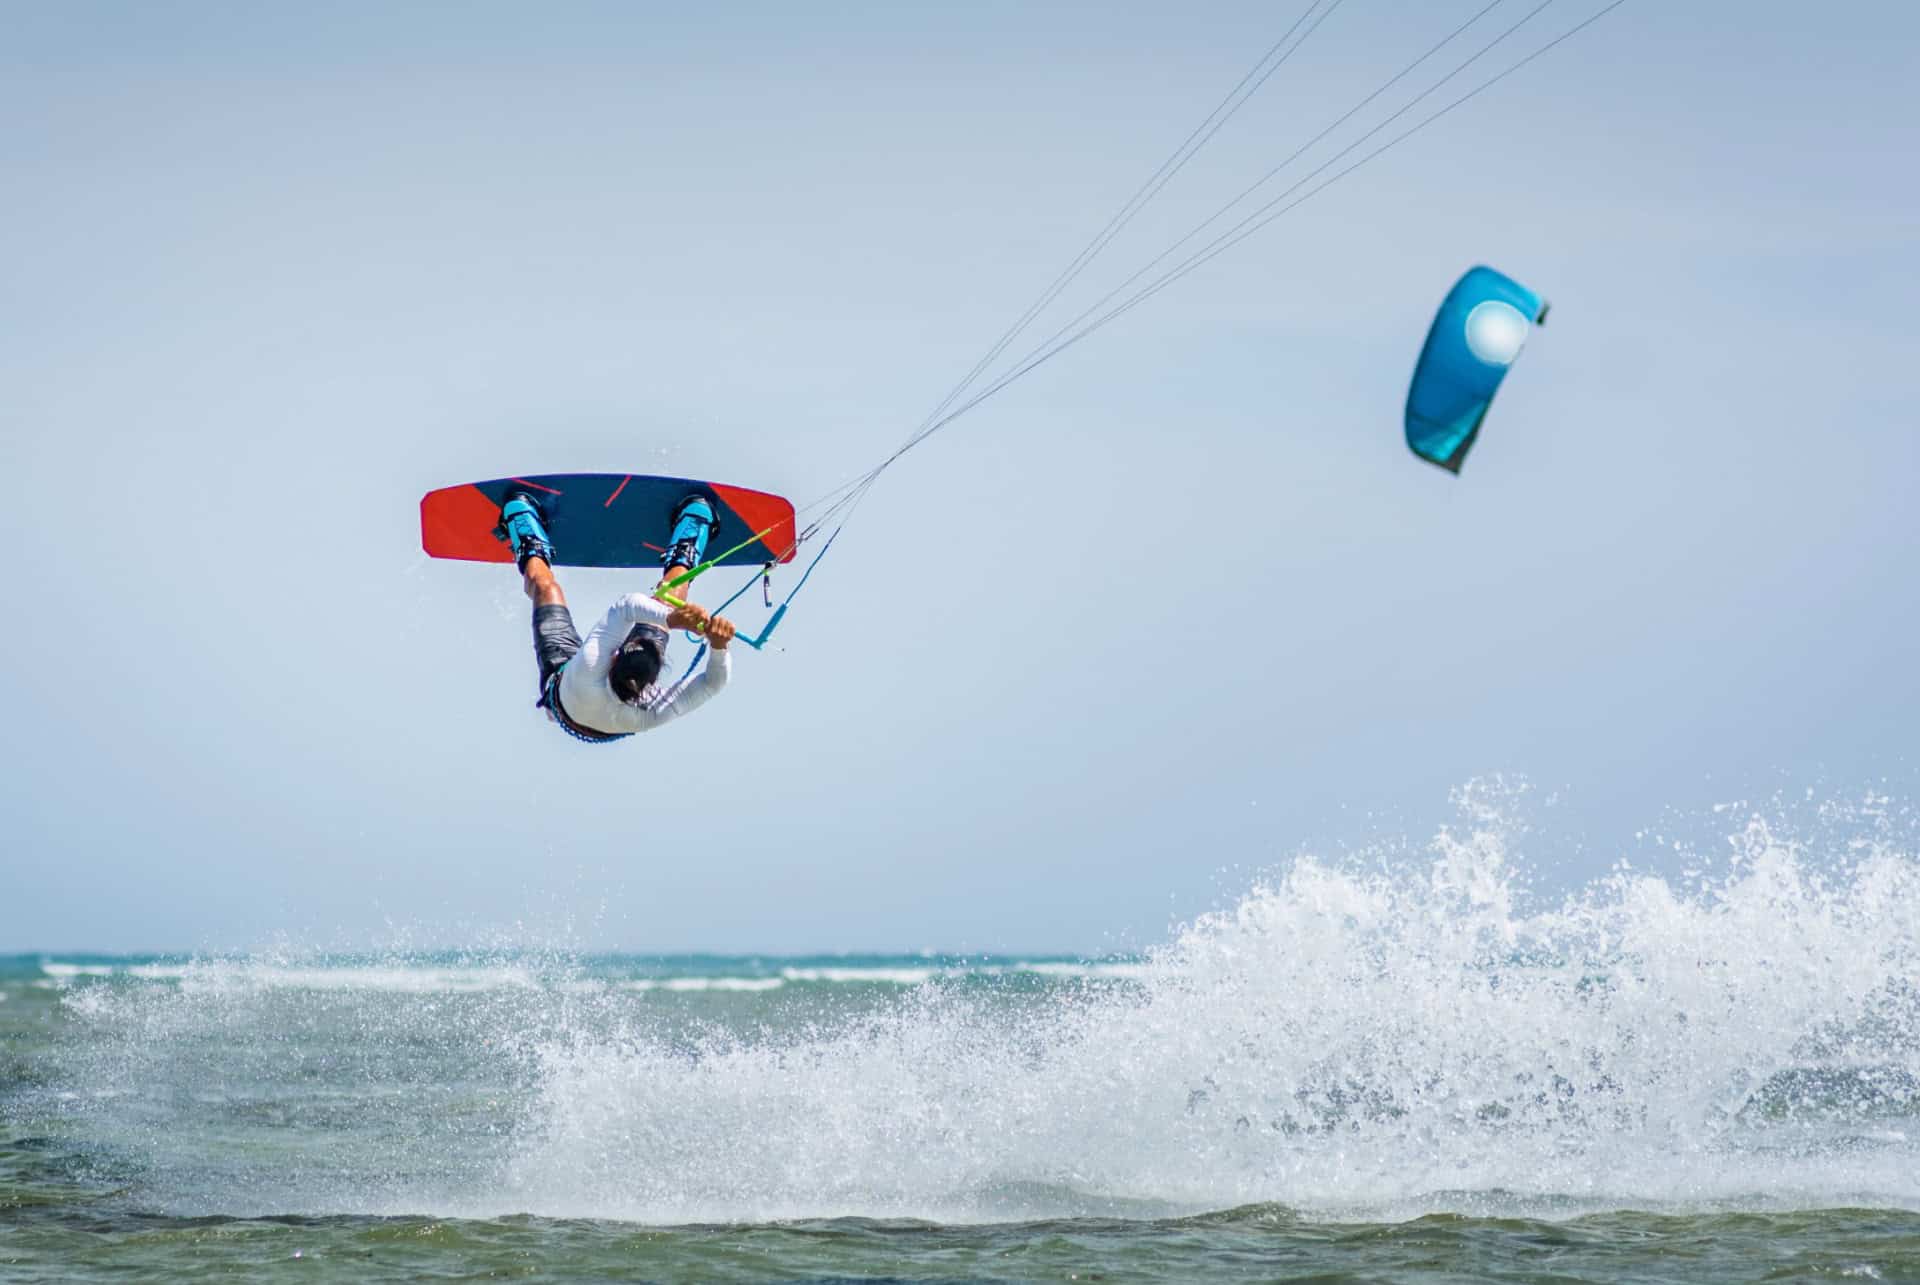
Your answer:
[6,827,1920,1281]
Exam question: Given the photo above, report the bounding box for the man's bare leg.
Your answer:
[655,495,722,632]
[654,560,689,594]
[523,557,565,608]
[656,560,710,633]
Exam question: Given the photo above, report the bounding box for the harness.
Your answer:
[537,672,632,745]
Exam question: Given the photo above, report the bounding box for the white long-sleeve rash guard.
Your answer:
[556,593,731,735]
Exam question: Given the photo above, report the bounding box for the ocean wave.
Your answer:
[39,963,117,980]
[498,794,1920,1223]
[20,956,1145,992]
[620,978,787,993]
[38,788,1920,1225]
[780,966,938,985]
[82,961,546,994]
[1011,960,1155,981]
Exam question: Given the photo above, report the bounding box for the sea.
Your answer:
[4,808,1919,1282]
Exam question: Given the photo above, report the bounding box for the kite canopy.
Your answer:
[1404,265,1547,473]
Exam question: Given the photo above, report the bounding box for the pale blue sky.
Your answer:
[2,1,1914,952]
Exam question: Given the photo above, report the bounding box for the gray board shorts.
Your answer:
[532,603,585,694]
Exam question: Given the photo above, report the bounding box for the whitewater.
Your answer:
[5,790,1919,1280]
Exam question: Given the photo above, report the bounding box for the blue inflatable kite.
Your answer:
[1404,265,1548,473]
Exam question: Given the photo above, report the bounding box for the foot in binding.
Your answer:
[495,493,556,571]
[661,494,718,570]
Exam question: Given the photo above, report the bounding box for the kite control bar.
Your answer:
[652,590,786,651]
[652,518,839,655]
[651,521,792,650]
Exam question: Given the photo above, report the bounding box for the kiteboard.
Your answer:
[420,473,797,568]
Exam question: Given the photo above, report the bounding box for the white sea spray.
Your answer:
[500,793,1920,1222]
[40,787,1920,1224]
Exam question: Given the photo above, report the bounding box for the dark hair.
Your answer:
[609,625,667,704]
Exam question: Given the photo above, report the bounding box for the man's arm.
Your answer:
[637,641,732,726]
[593,613,733,730]
[569,596,737,730]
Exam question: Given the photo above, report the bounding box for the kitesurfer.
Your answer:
[497,493,736,742]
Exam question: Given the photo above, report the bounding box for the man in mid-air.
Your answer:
[496,492,737,743]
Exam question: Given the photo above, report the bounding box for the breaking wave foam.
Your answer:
[503,796,1920,1222]
[42,786,1920,1224]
